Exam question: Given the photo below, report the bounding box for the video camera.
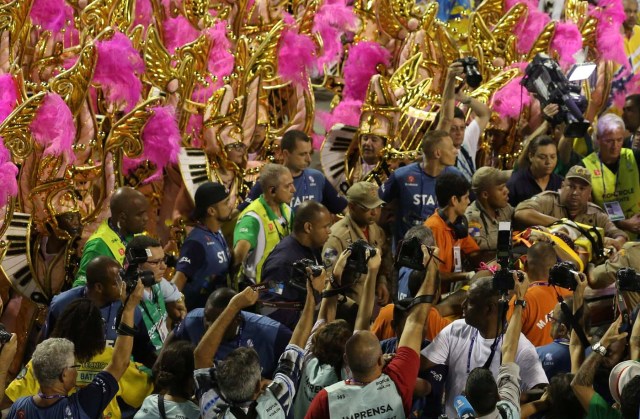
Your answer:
[121,248,156,294]
[616,268,640,292]
[492,222,522,293]
[521,54,592,138]
[289,258,324,292]
[549,261,580,290]
[456,57,482,88]
[341,240,377,287]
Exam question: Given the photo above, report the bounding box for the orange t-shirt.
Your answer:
[506,282,573,347]
[371,303,451,341]
[424,211,480,273]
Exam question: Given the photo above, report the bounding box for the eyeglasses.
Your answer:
[146,255,168,266]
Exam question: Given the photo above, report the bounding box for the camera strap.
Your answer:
[614,282,631,333]
[554,288,590,348]
[247,283,305,310]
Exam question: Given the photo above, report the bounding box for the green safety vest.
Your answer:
[583,149,640,238]
[92,219,128,264]
[140,284,168,352]
[237,196,292,284]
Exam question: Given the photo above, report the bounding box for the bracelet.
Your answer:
[321,289,342,298]
[117,322,138,337]
[329,274,340,289]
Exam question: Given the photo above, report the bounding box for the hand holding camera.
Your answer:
[513,270,529,301]
[230,286,260,310]
[0,326,17,367]
[367,247,382,271]
[331,249,351,286]
[308,267,326,294]
[124,279,144,311]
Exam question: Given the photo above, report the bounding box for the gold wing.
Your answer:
[491,3,527,50]
[0,0,34,42]
[420,2,438,31]
[376,0,405,39]
[143,25,177,89]
[111,0,134,32]
[474,0,504,27]
[104,96,164,158]
[49,45,97,116]
[468,67,521,103]
[526,21,557,61]
[241,19,285,88]
[298,0,320,38]
[81,0,117,38]
[390,52,423,99]
[183,0,214,28]
[175,33,212,79]
[0,92,46,162]
[580,16,598,53]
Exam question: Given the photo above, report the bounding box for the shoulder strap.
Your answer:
[497,403,508,419]
[158,394,168,419]
[228,401,258,419]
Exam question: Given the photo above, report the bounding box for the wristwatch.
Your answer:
[514,299,526,308]
[591,341,608,357]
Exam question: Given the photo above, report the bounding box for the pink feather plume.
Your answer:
[313,0,357,69]
[513,7,550,54]
[31,93,76,163]
[94,32,145,111]
[317,99,363,131]
[134,0,154,28]
[163,15,200,54]
[278,27,317,87]
[342,42,391,102]
[206,21,234,86]
[550,22,583,68]
[589,0,627,65]
[0,138,18,206]
[0,74,18,124]
[30,0,74,32]
[504,0,538,10]
[123,106,181,183]
[491,64,531,119]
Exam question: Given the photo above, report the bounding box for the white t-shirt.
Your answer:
[463,119,481,163]
[422,319,548,418]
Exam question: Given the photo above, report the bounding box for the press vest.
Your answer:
[237,197,292,283]
[326,374,404,419]
[292,358,346,419]
[583,149,640,220]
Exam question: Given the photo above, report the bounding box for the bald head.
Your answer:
[345,331,383,378]
[109,187,149,235]
[204,288,241,341]
[526,242,557,280]
[86,256,120,287]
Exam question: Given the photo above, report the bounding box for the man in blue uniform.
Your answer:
[240,130,347,213]
[172,182,233,310]
[379,130,461,245]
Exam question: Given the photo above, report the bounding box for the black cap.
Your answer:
[193,182,229,219]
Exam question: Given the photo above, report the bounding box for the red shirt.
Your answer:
[305,346,419,418]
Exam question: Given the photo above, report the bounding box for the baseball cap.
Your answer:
[471,167,510,192]
[609,360,640,404]
[347,182,384,209]
[193,182,229,219]
[565,165,592,186]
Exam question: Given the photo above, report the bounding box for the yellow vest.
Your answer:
[625,25,640,73]
[237,196,293,284]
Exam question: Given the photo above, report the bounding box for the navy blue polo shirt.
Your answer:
[507,168,564,207]
[175,225,231,310]
[239,168,347,213]
[379,162,461,244]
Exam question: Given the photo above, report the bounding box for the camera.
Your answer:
[342,240,377,287]
[289,259,324,292]
[521,54,591,138]
[396,236,425,271]
[492,222,522,293]
[456,57,482,88]
[616,268,640,292]
[121,248,156,293]
[0,323,11,344]
[549,261,580,290]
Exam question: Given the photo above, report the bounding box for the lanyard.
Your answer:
[599,154,619,198]
[466,329,503,373]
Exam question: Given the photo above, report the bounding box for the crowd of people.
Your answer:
[4,0,640,416]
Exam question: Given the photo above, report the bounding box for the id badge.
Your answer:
[603,201,625,221]
[453,246,462,272]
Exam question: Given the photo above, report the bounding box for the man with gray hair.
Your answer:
[8,280,144,418]
[581,113,640,238]
[232,163,295,286]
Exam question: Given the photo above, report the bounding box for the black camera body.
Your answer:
[0,323,11,344]
[617,268,640,292]
[548,261,579,290]
[396,236,425,271]
[121,248,156,293]
[492,222,522,293]
[456,57,483,88]
[289,258,324,292]
[342,240,377,287]
[521,54,590,138]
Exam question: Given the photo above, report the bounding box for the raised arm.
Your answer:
[289,270,325,348]
[457,93,491,132]
[570,272,588,373]
[436,62,463,132]
[104,280,144,381]
[503,271,529,363]
[194,287,259,368]
[631,303,640,360]
[318,250,350,322]
[398,246,439,354]
[354,249,382,331]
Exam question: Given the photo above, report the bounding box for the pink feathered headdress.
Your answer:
[0,138,18,206]
[30,0,74,32]
[318,99,363,131]
[313,0,357,69]
[0,74,18,124]
[123,106,181,183]
[278,25,317,87]
[342,42,391,102]
[31,93,77,163]
[512,4,551,54]
[550,22,583,69]
[163,15,200,54]
[134,0,154,28]
[206,21,234,89]
[589,0,627,65]
[94,32,145,112]
[491,63,531,119]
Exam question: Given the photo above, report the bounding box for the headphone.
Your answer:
[270,186,276,194]
[438,209,469,240]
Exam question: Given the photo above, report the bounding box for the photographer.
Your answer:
[193,269,321,418]
[8,280,145,418]
[464,271,529,418]
[437,60,491,182]
[589,241,640,309]
[421,276,548,418]
[260,200,332,329]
